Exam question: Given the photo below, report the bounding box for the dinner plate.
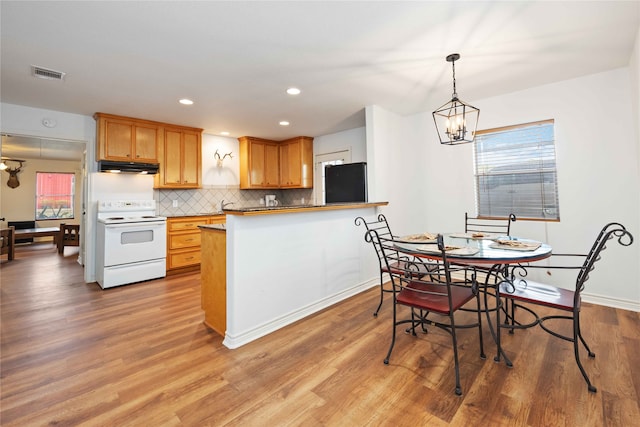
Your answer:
[396,233,438,243]
[450,232,506,240]
[489,240,542,251]
[412,244,480,256]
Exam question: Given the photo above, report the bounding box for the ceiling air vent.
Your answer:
[31,65,65,81]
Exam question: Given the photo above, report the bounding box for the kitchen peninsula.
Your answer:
[200,202,387,348]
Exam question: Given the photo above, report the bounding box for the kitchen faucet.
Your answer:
[220,200,234,211]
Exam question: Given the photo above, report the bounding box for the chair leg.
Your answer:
[476,294,486,360]
[384,302,398,364]
[450,315,463,396]
[373,270,385,317]
[576,311,595,358]
[573,310,597,393]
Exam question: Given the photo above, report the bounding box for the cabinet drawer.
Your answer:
[169,232,201,250]
[168,249,201,269]
[168,218,208,231]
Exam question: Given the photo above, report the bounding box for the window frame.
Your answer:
[473,119,560,222]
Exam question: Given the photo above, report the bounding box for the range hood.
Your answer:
[98,160,159,175]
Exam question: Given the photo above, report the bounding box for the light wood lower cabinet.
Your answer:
[200,227,226,336]
[166,215,225,272]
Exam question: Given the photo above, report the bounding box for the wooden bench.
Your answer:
[1,226,15,261]
[14,227,60,247]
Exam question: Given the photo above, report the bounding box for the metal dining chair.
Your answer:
[355,214,433,317]
[456,212,519,289]
[465,212,517,237]
[499,222,633,392]
[370,230,486,396]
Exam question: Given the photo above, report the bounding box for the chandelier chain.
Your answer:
[451,60,457,98]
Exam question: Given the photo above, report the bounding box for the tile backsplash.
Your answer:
[156,186,315,216]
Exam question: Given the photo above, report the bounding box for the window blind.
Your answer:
[474,120,559,220]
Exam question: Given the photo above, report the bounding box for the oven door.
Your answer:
[102,220,166,267]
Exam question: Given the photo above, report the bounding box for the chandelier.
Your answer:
[432,53,480,145]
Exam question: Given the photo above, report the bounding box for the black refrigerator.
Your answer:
[324,162,368,203]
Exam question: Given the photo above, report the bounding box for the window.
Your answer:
[35,172,75,220]
[474,119,559,220]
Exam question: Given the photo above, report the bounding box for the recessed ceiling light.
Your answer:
[279,121,290,126]
[286,87,301,95]
[220,131,230,136]
[179,99,194,105]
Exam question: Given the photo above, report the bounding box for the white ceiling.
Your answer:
[1,1,639,152]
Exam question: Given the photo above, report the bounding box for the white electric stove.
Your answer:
[96,200,167,288]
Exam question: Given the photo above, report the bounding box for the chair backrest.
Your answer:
[355,214,396,269]
[465,212,516,236]
[576,222,633,293]
[369,229,476,305]
[60,223,80,248]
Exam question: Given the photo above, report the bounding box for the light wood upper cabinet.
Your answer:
[156,126,203,189]
[94,113,160,162]
[279,136,313,188]
[239,137,280,189]
[239,136,313,189]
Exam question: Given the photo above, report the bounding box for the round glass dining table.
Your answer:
[393,232,552,265]
[393,232,553,366]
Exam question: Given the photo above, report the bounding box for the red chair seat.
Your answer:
[397,281,475,315]
[499,280,577,312]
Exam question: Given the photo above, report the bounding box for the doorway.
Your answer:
[1,134,87,265]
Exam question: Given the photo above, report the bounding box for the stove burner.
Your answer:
[107,217,125,220]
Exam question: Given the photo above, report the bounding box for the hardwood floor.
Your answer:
[1,244,639,426]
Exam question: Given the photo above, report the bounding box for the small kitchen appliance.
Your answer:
[96,200,167,289]
[265,195,279,207]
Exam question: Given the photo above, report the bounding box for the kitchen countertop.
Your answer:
[222,201,388,216]
[165,213,226,219]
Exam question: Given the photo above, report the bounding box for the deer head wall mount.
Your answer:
[1,158,25,189]
[214,149,233,168]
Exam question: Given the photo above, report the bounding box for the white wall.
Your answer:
[201,133,240,186]
[630,26,640,233]
[223,206,380,348]
[313,126,367,162]
[365,106,432,236]
[368,67,640,310]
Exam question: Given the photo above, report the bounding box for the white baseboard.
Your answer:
[582,292,640,312]
[223,278,379,349]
